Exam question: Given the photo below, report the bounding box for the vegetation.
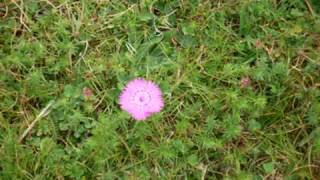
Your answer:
[0,0,320,179]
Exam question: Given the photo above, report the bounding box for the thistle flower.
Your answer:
[119,78,164,121]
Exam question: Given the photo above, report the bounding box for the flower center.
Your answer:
[139,96,145,102]
[133,91,151,105]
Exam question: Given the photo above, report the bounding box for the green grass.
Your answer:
[1,0,320,179]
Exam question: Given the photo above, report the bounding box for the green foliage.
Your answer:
[1,0,320,179]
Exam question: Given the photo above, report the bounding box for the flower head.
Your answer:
[83,87,93,100]
[119,78,164,121]
[240,77,251,88]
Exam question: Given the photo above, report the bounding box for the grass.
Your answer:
[0,0,320,179]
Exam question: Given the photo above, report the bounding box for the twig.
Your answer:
[19,101,54,143]
[41,0,57,9]
[11,0,31,32]
[304,0,315,16]
[201,164,208,180]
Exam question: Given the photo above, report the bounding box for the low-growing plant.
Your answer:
[0,0,320,179]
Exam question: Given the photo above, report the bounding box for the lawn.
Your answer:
[1,0,320,179]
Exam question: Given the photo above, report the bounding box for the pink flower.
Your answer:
[83,87,93,100]
[119,78,164,121]
[240,77,251,88]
